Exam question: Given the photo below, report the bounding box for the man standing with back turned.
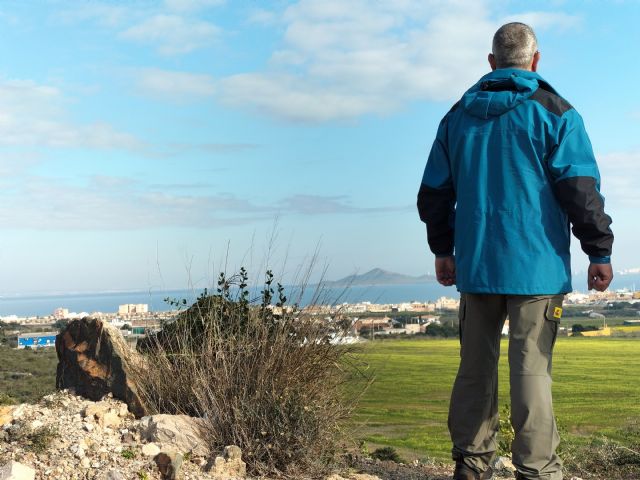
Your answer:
[417,23,614,480]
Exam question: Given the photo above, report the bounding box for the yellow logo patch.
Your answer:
[553,307,563,319]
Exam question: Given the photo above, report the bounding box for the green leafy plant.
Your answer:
[121,448,136,460]
[371,446,403,463]
[25,426,58,454]
[497,404,515,457]
[0,393,16,405]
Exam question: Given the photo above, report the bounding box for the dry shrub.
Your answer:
[561,420,640,480]
[133,268,369,478]
[6,423,58,455]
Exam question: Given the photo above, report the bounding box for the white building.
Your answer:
[0,315,21,324]
[118,304,149,315]
[410,302,436,312]
[566,292,589,304]
[405,324,424,334]
[435,296,460,310]
[53,307,69,319]
[395,302,414,312]
[110,318,127,328]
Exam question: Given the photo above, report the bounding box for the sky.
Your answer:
[0,0,638,294]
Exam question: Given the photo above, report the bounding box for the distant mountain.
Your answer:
[324,267,640,289]
[328,268,437,286]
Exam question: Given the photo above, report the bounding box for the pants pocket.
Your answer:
[538,295,564,354]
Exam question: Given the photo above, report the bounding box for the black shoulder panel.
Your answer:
[530,87,573,116]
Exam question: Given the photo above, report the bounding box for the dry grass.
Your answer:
[132,268,370,478]
[560,420,640,480]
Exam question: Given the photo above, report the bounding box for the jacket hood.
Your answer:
[461,69,552,119]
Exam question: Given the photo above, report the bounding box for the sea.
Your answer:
[1,274,639,318]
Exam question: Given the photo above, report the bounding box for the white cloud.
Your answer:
[120,14,219,55]
[53,2,132,27]
[0,78,139,149]
[501,11,581,31]
[0,172,408,230]
[219,73,395,122]
[279,194,411,215]
[598,150,640,210]
[164,0,225,12]
[0,151,41,179]
[0,175,266,230]
[135,68,216,101]
[219,0,581,122]
[247,8,278,26]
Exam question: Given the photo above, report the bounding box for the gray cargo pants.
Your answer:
[448,293,564,480]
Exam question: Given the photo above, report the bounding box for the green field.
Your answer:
[0,346,58,404]
[351,337,640,462]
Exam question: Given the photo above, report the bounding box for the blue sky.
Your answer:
[0,0,638,294]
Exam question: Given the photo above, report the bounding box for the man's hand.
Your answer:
[588,263,613,291]
[435,256,456,286]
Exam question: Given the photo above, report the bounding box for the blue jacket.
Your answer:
[417,69,613,295]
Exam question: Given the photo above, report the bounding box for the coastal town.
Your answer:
[1,285,639,349]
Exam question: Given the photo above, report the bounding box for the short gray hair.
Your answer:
[492,22,538,69]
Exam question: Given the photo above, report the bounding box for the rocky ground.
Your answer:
[1,390,212,480]
[0,391,590,480]
[0,390,508,480]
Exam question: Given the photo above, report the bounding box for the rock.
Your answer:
[209,445,246,478]
[97,411,120,429]
[493,455,516,473]
[83,423,94,432]
[28,420,43,430]
[117,403,129,418]
[83,402,109,419]
[0,461,36,480]
[70,443,86,459]
[105,471,125,480]
[325,474,382,480]
[142,443,161,457]
[0,406,15,427]
[155,451,183,480]
[121,432,136,444]
[10,405,26,420]
[224,445,242,460]
[55,317,146,418]
[139,414,208,456]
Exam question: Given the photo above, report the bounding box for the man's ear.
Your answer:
[488,53,497,71]
[531,51,541,72]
